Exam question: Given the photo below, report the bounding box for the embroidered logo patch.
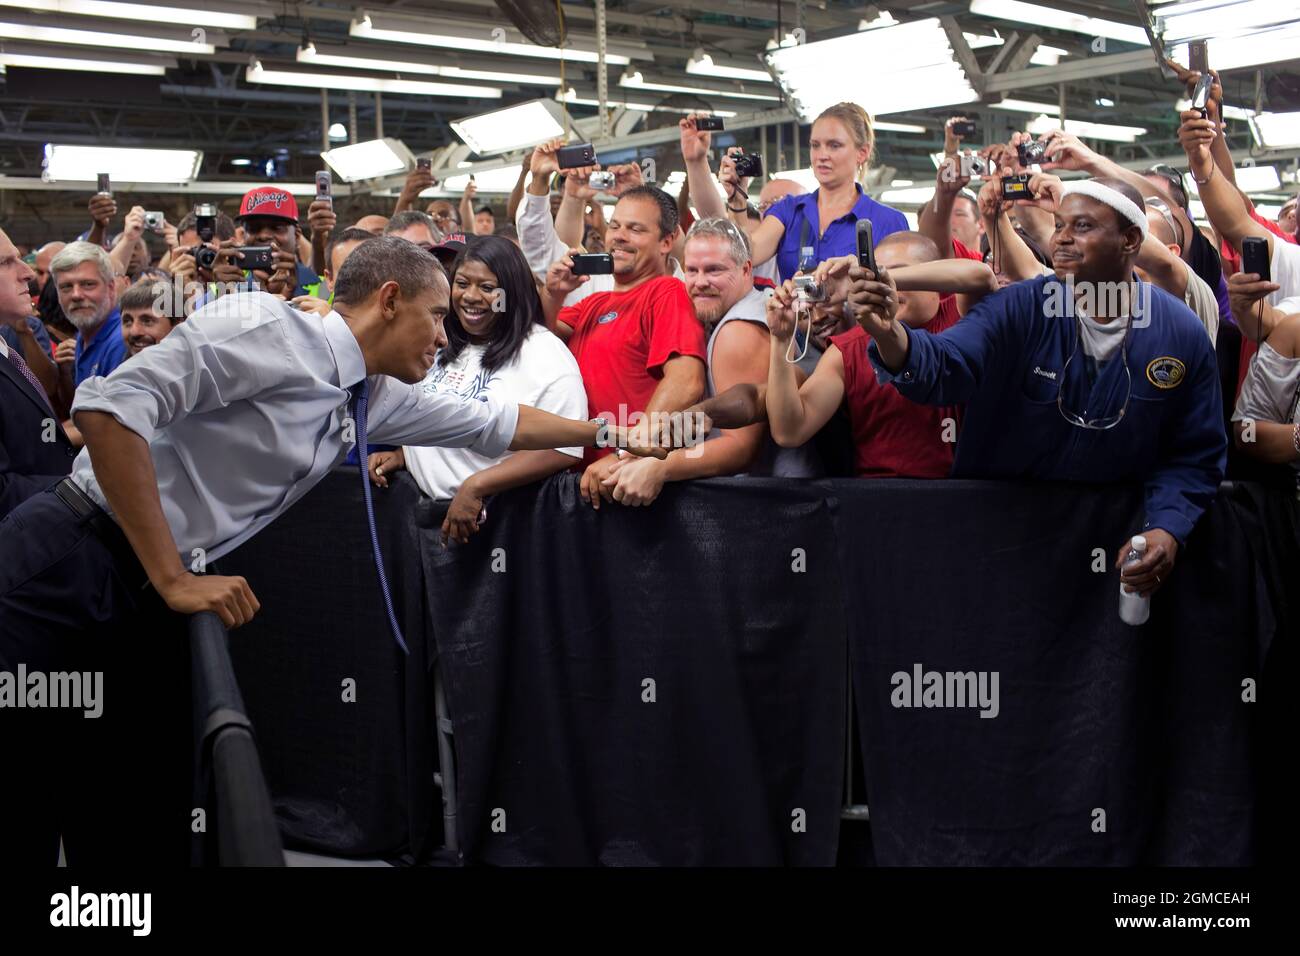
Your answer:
[597,311,619,325]
[1145,356,1186,389]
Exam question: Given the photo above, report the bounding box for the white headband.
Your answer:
[1059,180,1149,241]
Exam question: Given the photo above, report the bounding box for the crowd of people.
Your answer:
[1,61,1299,864]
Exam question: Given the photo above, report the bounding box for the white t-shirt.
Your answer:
[1179,258,1219,343]
[1269,239,1300,307]
[403,324,587,499]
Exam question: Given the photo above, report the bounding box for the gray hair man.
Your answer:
[49,240,128,398]
[602,216,818,507]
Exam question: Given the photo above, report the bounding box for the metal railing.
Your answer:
[190,610,284,866]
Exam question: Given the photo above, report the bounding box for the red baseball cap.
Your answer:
[431,232,468,268]
[236,187,299,224]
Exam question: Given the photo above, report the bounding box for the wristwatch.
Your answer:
[592,417,613,448]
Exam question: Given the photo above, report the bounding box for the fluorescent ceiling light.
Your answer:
[247,61,500,99]
[992,98,1061,115]
[1185,164,1280,195]
[328,122,347,141]
[556,89,737,117]
[890,180,914,187]
[0,19,216,54]
[451,99,567,155]
[230,158,252,166]
[43,144,202,182]
[441,165,523,193]
[1166,24,1300,72]
[1026,115,1146,143]
[880,186,938,204]
[1154,0,1296,43]
[0,0,258,30]
[767,168,822,193]
[858,10,901,30]
[1253,203,1282,219]
[620,71,780,102]
[969,0,1148,45]
[350,14,633,65]
[873,121,929,134]
[321,138,414,182]
[685,50,770,83]
[963,32,1069,65]
[0,50,168,74]
[296,44,559,86]
[764,18,979,120]
[1249,112,1300,149]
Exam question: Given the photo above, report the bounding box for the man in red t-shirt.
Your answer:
[690,232,997,478]
[542,185,707,504]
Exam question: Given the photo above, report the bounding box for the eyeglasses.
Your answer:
[1143,196,1184,249]
[1056,317,1133,430]
[1145,164,1188,207]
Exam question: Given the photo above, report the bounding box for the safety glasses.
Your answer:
[1056,318,1133,430]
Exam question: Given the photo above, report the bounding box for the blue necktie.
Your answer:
[349,380,409,655]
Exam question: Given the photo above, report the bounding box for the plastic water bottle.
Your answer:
[1118,535,1150,626]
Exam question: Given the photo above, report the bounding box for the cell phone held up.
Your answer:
[856,219,876,275]
[315,170,332,205]
[1241,236,1270,282]
[1188,40,1209,76]
[557,143,596,169]
[694,116,724,132]
[97,173,111,197]
[571,253,614,276]
[235,245,275,272]
[950,119,977,139]
[1191,74,1213,119]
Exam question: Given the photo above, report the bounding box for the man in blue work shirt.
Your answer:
[832,177,1225,597]
[49,241,127,390]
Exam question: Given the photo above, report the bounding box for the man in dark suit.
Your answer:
[0,226,75,518]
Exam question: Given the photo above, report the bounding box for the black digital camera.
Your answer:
[733,152,763,179]
[1001,173,1032,200]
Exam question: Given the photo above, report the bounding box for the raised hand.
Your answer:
[679,113,713,163]
[544,249,589,300]
[1038,129,1100,173]
[846,264,899,339]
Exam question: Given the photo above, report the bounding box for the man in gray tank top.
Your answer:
[603,218,820,506]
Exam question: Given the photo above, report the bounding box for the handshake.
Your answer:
[607,409,714,460]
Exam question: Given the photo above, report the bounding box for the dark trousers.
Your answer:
[0,488,191,867]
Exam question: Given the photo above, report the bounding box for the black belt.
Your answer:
[53,477,151,590]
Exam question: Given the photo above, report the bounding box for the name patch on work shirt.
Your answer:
[1146,356,1186,389]
[598,311,619,325]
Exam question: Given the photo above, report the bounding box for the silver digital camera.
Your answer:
[143,211,165,231]
[792,275,826,302]
[588,170,616,191]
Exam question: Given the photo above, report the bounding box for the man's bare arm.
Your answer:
[74,410,261,628]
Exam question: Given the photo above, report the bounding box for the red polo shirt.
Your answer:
[829,295,963,478]
[559,275,707,465]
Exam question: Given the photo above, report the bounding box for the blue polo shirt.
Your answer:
[764,184,909,282]
[867,275,1225,545]
[74,309,127,386]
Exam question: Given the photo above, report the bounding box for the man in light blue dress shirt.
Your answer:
[0,236,685,866]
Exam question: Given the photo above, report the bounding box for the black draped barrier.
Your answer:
[416,476,847,866]
[221,469,436,860]
[219,470,1293,865]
